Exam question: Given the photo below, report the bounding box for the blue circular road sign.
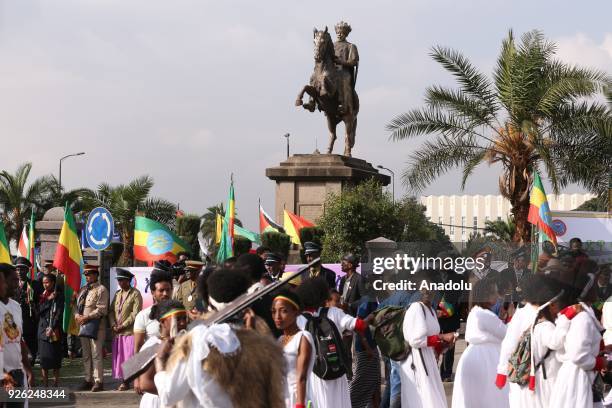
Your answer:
[85,207,114,251]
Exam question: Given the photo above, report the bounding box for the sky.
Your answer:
[0,0,610,231]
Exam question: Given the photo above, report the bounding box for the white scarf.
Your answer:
[187,323,240,407]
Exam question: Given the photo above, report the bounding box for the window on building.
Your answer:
[473,216,478,232]
[449,216,455,235]
[485,216,490,223]
[461,216,466,235]
[497,216,502,221]
[438,217,442,225]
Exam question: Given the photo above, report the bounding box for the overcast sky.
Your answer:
[1,0,610,231]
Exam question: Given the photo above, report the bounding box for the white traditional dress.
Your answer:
[154,324,237,408]
[526,317,567,408]
[549,304,602,408]
[497,303,539,407]
[452,305,509,408]
[281,330,315,407]
[297,306,357,408]
[399,301,447,408]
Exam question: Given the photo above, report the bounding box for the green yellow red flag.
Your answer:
[134,216,190,263]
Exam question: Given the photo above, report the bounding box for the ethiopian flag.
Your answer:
[527,172,557,245]
[53,205,84,333]
[134,216,190,263]
[0,221,11,264]
[437,296,455,318]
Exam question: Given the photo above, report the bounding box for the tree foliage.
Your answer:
[317,179,451,262]
[483,216,516,242]
[175,214,202,261]
[387,30,612,243]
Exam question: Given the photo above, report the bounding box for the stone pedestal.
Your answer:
[265,153,390,223]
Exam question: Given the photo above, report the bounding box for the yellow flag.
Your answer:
[283,210,301,245]
[215,213,223,245]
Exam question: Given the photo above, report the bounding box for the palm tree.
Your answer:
[387,30,611,242]
[39,175,92,214]
[484,217,516,242]
[81,176,176,265]
[0,163,50,244]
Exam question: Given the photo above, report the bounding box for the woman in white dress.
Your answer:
[400,273,455,408]
[272,290,315,408]
[452,277,508,408]
[550,262,606,408]
[137,299,189,408]
[295,277,369,408]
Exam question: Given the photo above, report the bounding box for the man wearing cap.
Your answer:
[74,264,109,392]
[264,253,283,282]
[338,254,366,317]
[36,260,54,283]
[173,260,203,320]
[303,241,337,290]
[109,268,142,391]
[14,256,44,366]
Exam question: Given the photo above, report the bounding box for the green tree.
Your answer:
[483,216,516,242]
[387,30,611,243]
[175,214,202,261]
[39,175,92,214]
[317,179,449,262]
[573,196,608,212]
[0,163,50,244]
[81,176,176,265]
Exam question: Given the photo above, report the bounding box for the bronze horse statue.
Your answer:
[295,27,359,157]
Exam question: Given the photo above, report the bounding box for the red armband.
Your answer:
[295,404,306,408]
[427,335,441,347]
[595,356,606,371]
[354,318,367,334]
[495,373,507,389]
[560,305,579,320]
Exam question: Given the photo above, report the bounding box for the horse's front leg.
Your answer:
[295,85,308,106]
[297,86,317,112]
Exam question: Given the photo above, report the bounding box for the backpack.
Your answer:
[372,303,428,361]
[302,307,351,380]
[508,325,551,386]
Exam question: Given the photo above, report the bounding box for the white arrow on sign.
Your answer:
[88,211,112,246]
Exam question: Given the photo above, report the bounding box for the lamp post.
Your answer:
[284,133,290,158]
[377,165,395,203]
[59,152,85,191]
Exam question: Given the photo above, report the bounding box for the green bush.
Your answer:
[261,231,292,258]
[317,178,452,262]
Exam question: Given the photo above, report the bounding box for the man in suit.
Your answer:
[14,256,44,367]
[304,241,337,290]
[500,248,531,303]
[338,253,366,316]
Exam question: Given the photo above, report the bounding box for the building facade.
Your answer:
[420,193,595,242]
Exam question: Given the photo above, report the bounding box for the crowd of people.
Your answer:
[0,236,610,408]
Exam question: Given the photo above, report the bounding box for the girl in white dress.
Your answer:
[272,290,315,408]
[137,299,189,408]
[452,277,508,408]
[400,273,455,408]
[295,277,369,408]
[550,263,606,408]
[496,274,568,408]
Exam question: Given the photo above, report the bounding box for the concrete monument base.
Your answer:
[265,153,390,223]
